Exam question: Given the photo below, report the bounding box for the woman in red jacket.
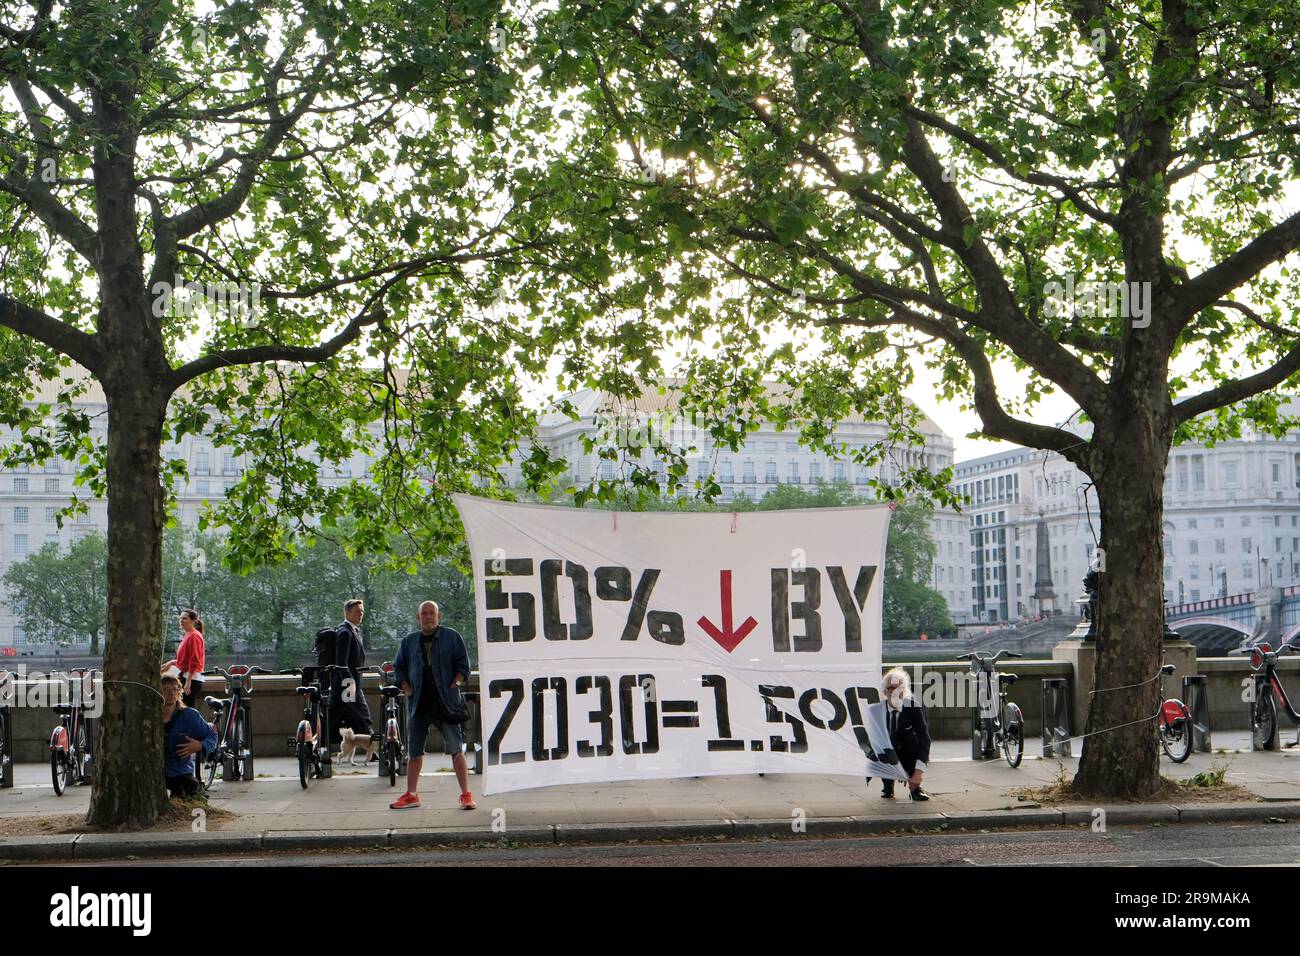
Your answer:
[175,609,206,709]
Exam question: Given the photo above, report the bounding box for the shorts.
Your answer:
[408,711,464,757]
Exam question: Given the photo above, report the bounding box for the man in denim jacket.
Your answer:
[389,601,475,810]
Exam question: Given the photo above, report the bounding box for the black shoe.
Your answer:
[881,784,895,798]
[909,787,930,801]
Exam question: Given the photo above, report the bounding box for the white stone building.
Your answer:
[953,404,1300,622]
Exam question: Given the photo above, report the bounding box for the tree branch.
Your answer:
[1171,209,1300,321]
[1173,344,1300,424]
[823,307,1093,467]
[164,45,337,242]
[167,306,387,390]
[0,295,101,372]
[900,103,1117,225]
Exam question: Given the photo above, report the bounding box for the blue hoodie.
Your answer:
[164,705,217,778]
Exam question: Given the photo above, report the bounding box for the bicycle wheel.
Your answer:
[387,740,399,787]
[1159,702,1192,762]
[1254,690,1278,750]
[73,723,87,784]
[51,751,67,795]
[298,742,311,789]
[203,747,219,788]
[1002,722,1024,768]
[232,710,247,781]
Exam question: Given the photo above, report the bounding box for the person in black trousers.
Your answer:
[332,598,374,741]
[872,668,931,801]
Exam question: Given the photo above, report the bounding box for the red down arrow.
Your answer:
[697,569,759,653]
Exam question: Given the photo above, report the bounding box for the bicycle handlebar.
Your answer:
[214,666,267,680]
[957,649,1020,664]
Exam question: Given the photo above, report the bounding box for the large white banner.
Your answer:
[455,494,898,795]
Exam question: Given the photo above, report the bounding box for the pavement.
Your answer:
[3,733,1299,861]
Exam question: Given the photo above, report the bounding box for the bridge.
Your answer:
[1165,584,1300,653]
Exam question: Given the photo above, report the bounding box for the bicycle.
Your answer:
[1155,663,1193,762]
[376,661,407,787]
[201,665,266,787]
[1238,641,1300,750]
[50,668,97,795]
[957,650,1025,768]
[284,664,346,789]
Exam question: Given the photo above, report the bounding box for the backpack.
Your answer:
[314,627,337,667]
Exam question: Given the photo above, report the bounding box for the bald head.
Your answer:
[419,601,441,633]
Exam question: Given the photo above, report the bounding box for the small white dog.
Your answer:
[338,728,379,766]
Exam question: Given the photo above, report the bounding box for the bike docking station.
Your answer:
[0,669,12,788]
[1040,677,1072,758]
[377,661,408,782]
[229,666,257,781]
[311,665,334,780]
[1181,674,1212,754]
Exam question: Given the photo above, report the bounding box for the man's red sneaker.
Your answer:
[459,791,477,810]
[390,791,420,809]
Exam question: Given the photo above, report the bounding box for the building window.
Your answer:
[194,450,210,475]
[765,461,778,484]
[13,507,27,523]
[1216,538,1225,554]
[1188,518,1197,529]
[742,461,755,483]
[1223,462,1238,485]
[44,507,56,523]
[720,460,733,482]
[197,479,209,496]
[600,461,614,480]
[1273,463,1282,483]
[14,534,26,555]
[810,462,821,482]
[1242,538,1252,553]
[1215,517,1224,528]
[45,459,59,474]
[12,478,26,493]
[13,626,25,645]
[223,452,238,476]
[44,478,59,493]
[787,461,800,484]
[1189,540,1198,554]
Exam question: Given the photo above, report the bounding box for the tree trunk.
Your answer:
[84,83,175,829]
[86,394,170,828]
[1072,412,1172,798]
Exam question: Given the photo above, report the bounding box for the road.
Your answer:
[30,821,1300,866]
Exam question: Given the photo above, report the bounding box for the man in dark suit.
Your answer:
[871,668,931,800]
[333,598,374,738]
